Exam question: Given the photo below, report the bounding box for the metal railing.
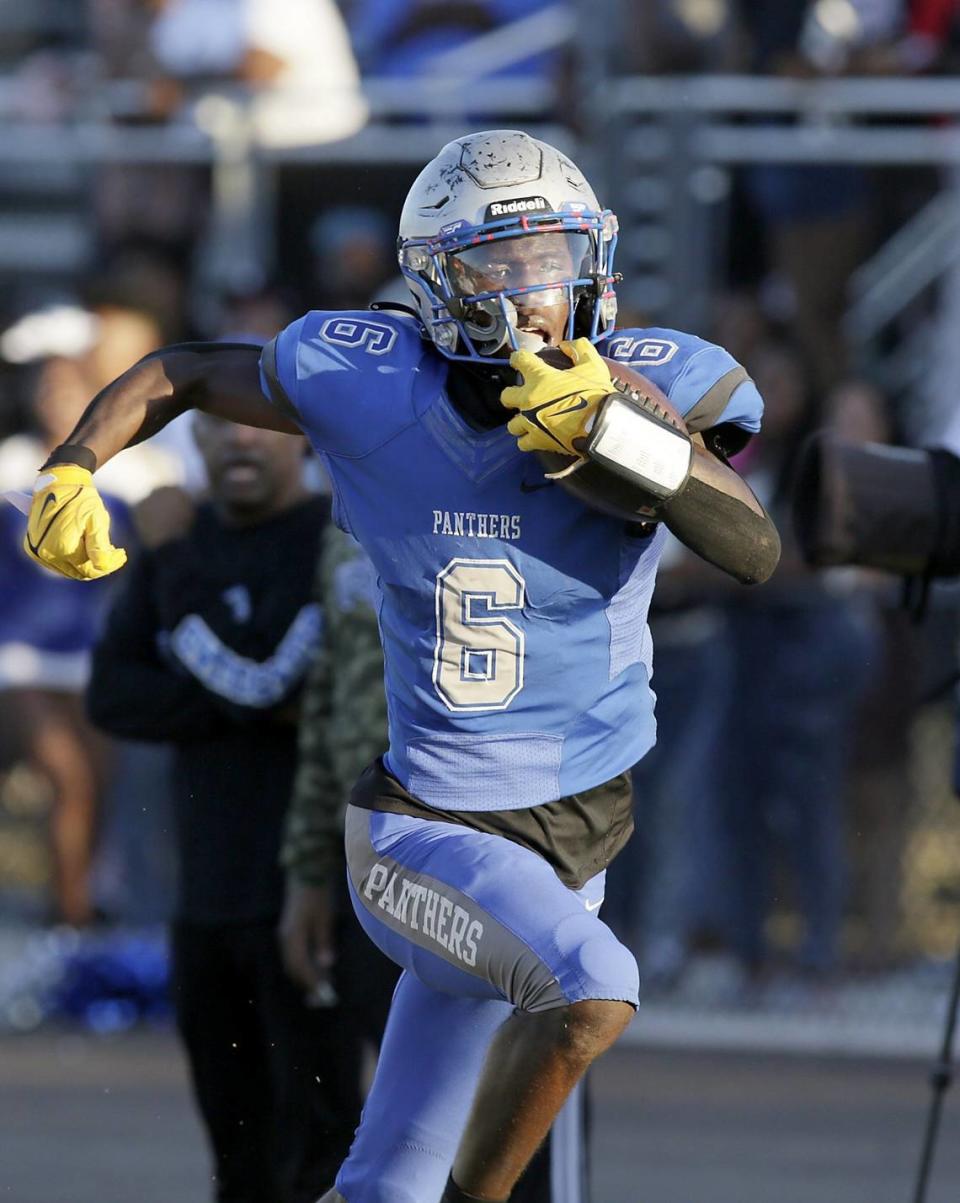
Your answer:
[1,73,960,358]
[585,76,960,352]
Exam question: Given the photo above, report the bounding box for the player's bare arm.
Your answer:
[503,338,780,585]
[23,343,297,580]
[660,432,780,585]
[57,342,296,468]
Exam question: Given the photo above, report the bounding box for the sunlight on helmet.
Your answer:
[397,130,619,363]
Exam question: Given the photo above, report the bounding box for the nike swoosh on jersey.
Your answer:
[584,898,603,912]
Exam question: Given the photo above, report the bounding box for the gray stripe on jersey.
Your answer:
[551,1081,586,1203]
[682,364,750,434]
[345,806,568,1013]
[259,336,300,423]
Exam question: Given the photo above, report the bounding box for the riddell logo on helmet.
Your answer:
[485,196,550,219]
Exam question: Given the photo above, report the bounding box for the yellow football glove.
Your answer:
[500,338,614,456]
[24,464,127,580]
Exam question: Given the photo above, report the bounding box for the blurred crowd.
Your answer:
[2,0,960,1040]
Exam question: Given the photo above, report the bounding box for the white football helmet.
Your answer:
[397,129,619,362]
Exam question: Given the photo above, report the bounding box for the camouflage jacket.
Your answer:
[280,524,387,886]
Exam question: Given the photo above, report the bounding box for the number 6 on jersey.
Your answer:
[433,558,526,712]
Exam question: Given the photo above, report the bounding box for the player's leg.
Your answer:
[446,997,629,1201]
[333,866,402,1047]
[318,1099,589,1203]
[442,1084,588,1203]
[335,887,588,1203]
[547,1081,589,1203]
[335,970,514,1203]
[343,805,638,1202]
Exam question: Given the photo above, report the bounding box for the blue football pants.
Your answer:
[335,807,639,1203]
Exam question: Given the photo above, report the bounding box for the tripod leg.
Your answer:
[912,937,960,1203]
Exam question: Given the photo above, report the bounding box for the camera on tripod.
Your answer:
[792,430,960,1203]
[793,434,960,580]
[798,433,960,582]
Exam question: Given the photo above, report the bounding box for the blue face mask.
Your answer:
[399,210,619,362]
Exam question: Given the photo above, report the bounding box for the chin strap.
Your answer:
[369,300,420,320]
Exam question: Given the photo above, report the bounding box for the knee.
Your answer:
[552,914,641,1010]
[551,998,634,1068]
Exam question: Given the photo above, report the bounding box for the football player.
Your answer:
[23,130,779,1203]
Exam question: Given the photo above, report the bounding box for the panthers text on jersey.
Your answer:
[260,312,762,812]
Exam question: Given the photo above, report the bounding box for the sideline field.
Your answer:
[2,1030,959,1203]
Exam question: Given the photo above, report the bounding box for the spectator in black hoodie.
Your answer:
[86,410,359,1203]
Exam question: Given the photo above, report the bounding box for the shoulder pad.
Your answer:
[602,326,763,438]
[261,310,438,457]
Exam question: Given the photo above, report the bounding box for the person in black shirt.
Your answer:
[86,412,360,1203]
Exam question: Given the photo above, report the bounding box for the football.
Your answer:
[536,345,687,431]
[531,347,689,522]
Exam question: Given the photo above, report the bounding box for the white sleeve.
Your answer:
[242,0,367,145]
[244,0,359,81]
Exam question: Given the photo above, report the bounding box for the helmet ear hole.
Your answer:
[461,298,514,356]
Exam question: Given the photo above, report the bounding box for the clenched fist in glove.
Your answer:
[24,463,127,580]
[500,338,613,456]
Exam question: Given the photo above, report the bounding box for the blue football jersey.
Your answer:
[261,313,762,811]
